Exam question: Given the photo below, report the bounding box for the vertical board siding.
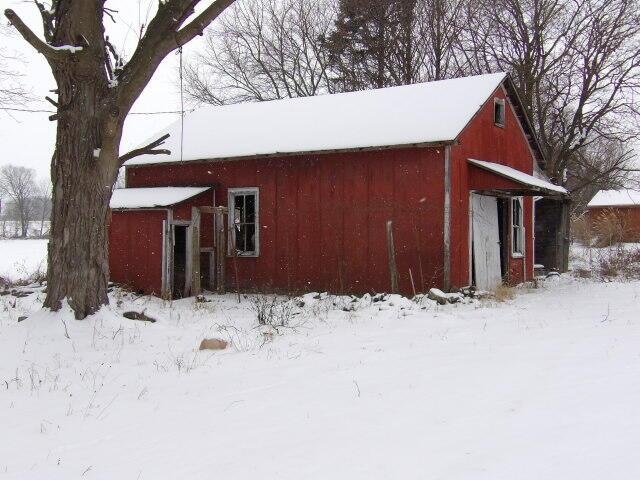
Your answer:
[109,210,166,295]
[450,85,537,288]
[122,147,445,296]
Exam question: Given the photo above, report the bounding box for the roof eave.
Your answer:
[501,75,548,169]
[125,140,456,168]
[469,159,568,197]
[110,186,213,210]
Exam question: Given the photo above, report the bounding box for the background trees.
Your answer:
[185,0,640,208]
[0,165,51,238]
[0,165,37,238]
[185,0,336,104]
[467,0,640,208]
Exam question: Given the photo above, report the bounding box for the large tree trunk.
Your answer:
[43,74,120,319]
[5,0,236,319]
[44,161,115,318]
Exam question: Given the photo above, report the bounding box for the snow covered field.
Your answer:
[1,244,640,479]
[0,239,48,282]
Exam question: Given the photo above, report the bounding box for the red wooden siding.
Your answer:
[172,190,217,249]
[110,81,545,296]
[124,147,446,296]
[109,210,166,294]
[449,85,536,287]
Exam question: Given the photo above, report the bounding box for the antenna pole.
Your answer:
[179,46,185,162]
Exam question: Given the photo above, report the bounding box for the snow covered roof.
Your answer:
[587,189,640,208]
[126,73,508,166]
[468,159,567,195]
[110,187,211,210]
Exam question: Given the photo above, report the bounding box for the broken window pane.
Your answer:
[229,189,259,256]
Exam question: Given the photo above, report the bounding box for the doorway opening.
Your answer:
[496,198,509,279]
[172,225,188,298]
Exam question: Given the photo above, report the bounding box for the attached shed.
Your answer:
[110,72,567,298]
[587,190,640,243]
[109,187,216,297]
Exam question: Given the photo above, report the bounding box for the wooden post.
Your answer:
[386,220,399,294]
[214,207,227,294]
[161,218,172,300]
[413,223,425,292]
[409,268,417,297]
[230,228,241,303]
[191,207,201,297]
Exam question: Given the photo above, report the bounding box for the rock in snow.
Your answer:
[199,338,229,351]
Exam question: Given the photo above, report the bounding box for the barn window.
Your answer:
[228,188,259,257]
[494,98,506,127]
[512,197,524,256]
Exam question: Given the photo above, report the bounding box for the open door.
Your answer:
[472,194,503,291]
[190,206,229,297]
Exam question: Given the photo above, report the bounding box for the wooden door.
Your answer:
[472,194,502,291]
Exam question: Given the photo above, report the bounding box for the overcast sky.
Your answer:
[0,0,209,182]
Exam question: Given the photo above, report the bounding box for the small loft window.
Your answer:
[228,188,259,257]
[512,197,524,256]
[494,98,506,127]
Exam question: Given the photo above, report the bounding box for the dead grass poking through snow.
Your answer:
[493,285,516,302]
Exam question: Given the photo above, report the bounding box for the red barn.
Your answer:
[587,190,640,243]
[109,73,567,298]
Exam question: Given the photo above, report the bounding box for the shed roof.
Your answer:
[468,159,567,195]
[587,189,640,208]
[126,73,508,166]
[110,187,211,210]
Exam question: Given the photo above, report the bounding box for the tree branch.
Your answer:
[176,0,237,47]
[116,0,237,112]
[3,9,74,62]
[118,134,171,165]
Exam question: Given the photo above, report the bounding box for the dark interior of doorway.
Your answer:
[173,225,188,298]
[497,198,509,279]
[200,253,213,291]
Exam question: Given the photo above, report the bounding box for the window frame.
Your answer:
[227,187,260,258]
[511,196,525,257]
[494,97,506,128]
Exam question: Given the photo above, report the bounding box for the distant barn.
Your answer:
[587,190,640,243]
[109,72,568,299]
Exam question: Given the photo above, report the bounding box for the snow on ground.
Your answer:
[0,239,48,282]
[2,272,640,479]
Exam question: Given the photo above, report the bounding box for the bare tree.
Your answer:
[466,0,640,192]
[5,0,236,319]
[36,178,52,237]
[185,0,336,104]
[0,24,30,107]
[412,0,468,81]
[184,0,472,101]
[0,165,37,238]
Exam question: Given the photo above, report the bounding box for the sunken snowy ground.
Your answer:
[1,242,640,479]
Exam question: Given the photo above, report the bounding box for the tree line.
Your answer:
[184,0,640,210]
[0,165,52,238]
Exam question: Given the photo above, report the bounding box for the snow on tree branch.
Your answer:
[3,9,79,62]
